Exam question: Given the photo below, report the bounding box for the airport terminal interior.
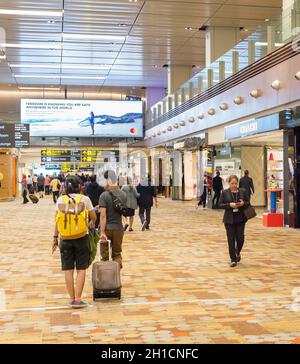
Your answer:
[1,0,300,344]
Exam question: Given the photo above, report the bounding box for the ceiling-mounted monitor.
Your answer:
[21,99,143,138]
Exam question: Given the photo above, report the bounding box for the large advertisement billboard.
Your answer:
[21,99,143,138]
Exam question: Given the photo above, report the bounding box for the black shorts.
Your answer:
[125,208,135,217]
[59,235,90,271]
[37,185,44,192]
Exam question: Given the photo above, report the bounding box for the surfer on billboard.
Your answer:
[89,111,95,135]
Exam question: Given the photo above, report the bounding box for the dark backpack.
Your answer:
[108,191,130,217]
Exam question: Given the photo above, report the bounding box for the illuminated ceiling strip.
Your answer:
[10,64,111,70]
[14,74,106,80]
[0,9,63,17]
[1,43,62,49]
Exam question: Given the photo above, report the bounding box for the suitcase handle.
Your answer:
[99,239,112,261]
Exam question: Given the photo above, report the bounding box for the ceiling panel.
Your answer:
[0,0,283,89]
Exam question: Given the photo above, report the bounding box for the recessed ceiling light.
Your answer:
[118,24,128,27]
[185,27,194,30]
[0,9,63,17]
[48,20,56,24]
[265,19,270,22]
[129,0,138,2]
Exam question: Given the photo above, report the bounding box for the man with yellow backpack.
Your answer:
[52,176,96,308]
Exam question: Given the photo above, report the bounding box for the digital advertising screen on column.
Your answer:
[20,99,143,138]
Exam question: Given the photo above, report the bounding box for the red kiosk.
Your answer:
[263,188,284,227]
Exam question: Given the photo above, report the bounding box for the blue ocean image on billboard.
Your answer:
[21,99,143,137]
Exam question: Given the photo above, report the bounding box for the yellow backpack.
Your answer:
[56,195,89,240]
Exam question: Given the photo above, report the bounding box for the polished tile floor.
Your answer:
[0,196,300,343]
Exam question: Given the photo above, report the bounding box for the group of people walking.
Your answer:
[51,171,157,308]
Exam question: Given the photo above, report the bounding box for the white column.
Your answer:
[188,82,194,99]
[167,96,173,111]
[174,91,179,108]
[207,69,213,88]
[197,77,203,94]
[267,25,276,53]
[219,61,225,82]
[232,51,239,74]
[168,65,192,95]
[180,88,185,105]
[248,40,256,65]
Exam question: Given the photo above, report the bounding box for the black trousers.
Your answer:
[224,222,245,262]
[139,207,151,226]
[212,190,221,207]
[52,191,59,203]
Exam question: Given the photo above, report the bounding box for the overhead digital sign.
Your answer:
[0,123,30,148]
[21,99,143,138]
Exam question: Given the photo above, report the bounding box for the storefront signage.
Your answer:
[225,114,280,140]
[0,123,30,148]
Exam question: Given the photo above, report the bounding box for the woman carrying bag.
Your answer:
[219,175,253,268]
[121,177,140,232]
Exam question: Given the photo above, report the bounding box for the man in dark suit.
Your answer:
[212,171,223,208]
[239,170,254,200]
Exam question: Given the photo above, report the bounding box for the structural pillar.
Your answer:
[219,61,225,82]
[180,88,185,105]
[232,51,239,74]
[167,96,173,112]
[207,69,213,88]
[197,77,203,95]
[168,65,192,95]
[267,25,276,53]
[174,91,179,108]
[188,82,194,100]
[248,40,256,65]
[205,26,240,67]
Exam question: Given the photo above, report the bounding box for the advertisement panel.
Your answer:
[21,99,143,138]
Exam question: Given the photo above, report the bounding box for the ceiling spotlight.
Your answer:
[189,116,195,123]
[167,126,173,131]
[180,120,186,126]
[219,103,228,111]
[198,113,205,119]
[265,19,270,22]
[208,108,216,116]
[185,26,194,31]
[295,71,300,80]
[271,80,281,90]
[250,89,261,98]
[48,20,56,24]
[118,23,128,27]
[234,96,243,105]
[173,123,179,129]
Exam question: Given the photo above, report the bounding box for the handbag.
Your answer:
[243,205,257,220]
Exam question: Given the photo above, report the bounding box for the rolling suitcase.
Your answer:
[92,240,121,300]
[29,194,39,204]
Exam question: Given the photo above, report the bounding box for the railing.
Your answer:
[146,3,300,131]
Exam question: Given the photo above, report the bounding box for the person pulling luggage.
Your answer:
[99,170,127,268]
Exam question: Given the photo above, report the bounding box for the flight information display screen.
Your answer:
[0,123,30,148]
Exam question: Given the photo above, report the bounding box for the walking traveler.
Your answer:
[85,175,105,229]
[37,173,45,199]
[212,171,223,208]
[32,174,38,192]
[21,174,29,204]
[219,175,250,267]
[44,175,51,195]
[197,174,210,208]
[26,175,33,192]
[136,176,157,231]
[52,175,96,308]
[239,170,255,200]
[99,170,127,268]
[50,176,61,203]
[121,177,140,232]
